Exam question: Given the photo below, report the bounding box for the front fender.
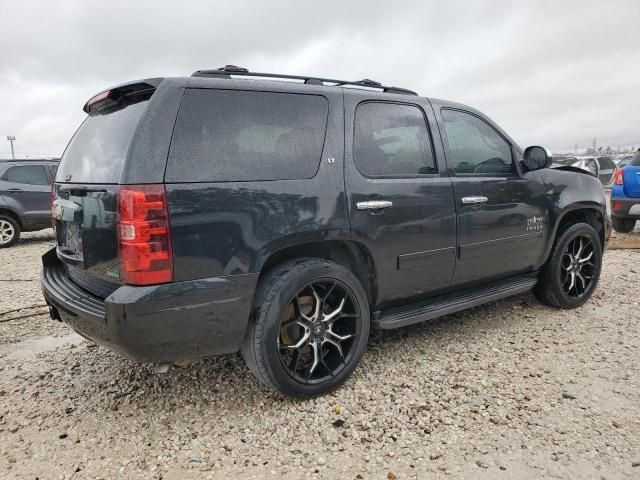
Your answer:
[540,168,608,258]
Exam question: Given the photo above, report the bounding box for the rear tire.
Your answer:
[0,216,20,248]
[612,217,636,233]
[241,258,370,398]
[534,222,602,309]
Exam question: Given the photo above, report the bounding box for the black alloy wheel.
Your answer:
[560,234,597,298]
[278,280,361,384]
[534,222,602,309]
[241,258,370,397]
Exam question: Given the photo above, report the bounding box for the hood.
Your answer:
[549,164,597,177]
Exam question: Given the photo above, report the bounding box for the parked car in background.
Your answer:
[0,159,58,247]
[617,155,635,169]
[611,151,640,233]
[552,155,617,188]
[42,67,610,397]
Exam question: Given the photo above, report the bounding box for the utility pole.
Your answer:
[592,138,596,152]
[575,143,578,154]
[6,136,15,159]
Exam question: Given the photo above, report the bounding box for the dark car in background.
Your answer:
[42,67,610,397]
[0,159,58,247]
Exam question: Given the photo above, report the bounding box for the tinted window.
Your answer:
[57,94,151,184]
[631,152,640,167]
[166,89,328,182]
[354,102,435,176]
[441,109,513,175]
[598,157,616,170]
[2,165,49,185]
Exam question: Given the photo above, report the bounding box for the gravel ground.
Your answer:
[1,230,639,479]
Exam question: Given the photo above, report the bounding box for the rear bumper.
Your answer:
[610,196,640,219]
[41,248,257,363]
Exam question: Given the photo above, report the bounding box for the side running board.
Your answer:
[373,276,538,330]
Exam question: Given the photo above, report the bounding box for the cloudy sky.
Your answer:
[0,0,638,158]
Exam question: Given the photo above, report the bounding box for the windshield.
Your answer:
[56,93,151,184]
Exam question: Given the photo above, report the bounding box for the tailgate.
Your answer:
[53,184,122,295]
[52,82,157,296]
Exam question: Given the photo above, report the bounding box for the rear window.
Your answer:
[631,152,640,167]
[166,89,328,182]
[56,93,151,184]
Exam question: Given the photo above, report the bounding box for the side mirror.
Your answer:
[523,146,553,171]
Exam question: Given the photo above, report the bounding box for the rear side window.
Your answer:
[441,109,513,175]
[166,89,329,182]
[630,152,640,166]
[354,102,436,176]
[2,165,49,185]
[57,93,152,184]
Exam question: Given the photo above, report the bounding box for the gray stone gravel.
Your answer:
[0,232,639,479]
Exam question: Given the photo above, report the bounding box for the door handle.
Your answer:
[461,196,488,205]
[356,200,393,210]
[7,188,23,192]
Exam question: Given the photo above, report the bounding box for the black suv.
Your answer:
[42,67,611,397]
[0,159,58,247]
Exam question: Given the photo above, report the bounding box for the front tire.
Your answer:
[241,258,370,398]
[612,217,636,233]
[534,222,602,309]
[0,216,20,248]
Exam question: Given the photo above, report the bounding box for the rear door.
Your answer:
[0,164,51,227]
[344,94,456,308]
[436,108,549,286]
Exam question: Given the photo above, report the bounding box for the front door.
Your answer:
[345,96,457,308]
[437,108,549,286]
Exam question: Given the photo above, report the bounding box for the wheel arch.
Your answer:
[256,239,378,308]
[546,205,606,259]
[0,207,23,229]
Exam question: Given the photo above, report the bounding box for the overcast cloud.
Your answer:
[0,0,638,158]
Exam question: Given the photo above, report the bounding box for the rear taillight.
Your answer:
[614,168,624,185]
[118,185,173,285]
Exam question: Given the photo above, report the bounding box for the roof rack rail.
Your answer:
[191,65,418,95]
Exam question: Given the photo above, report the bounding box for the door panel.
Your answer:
[437,108,549,286]
[452,176,548,283]
[344,95,456,308]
